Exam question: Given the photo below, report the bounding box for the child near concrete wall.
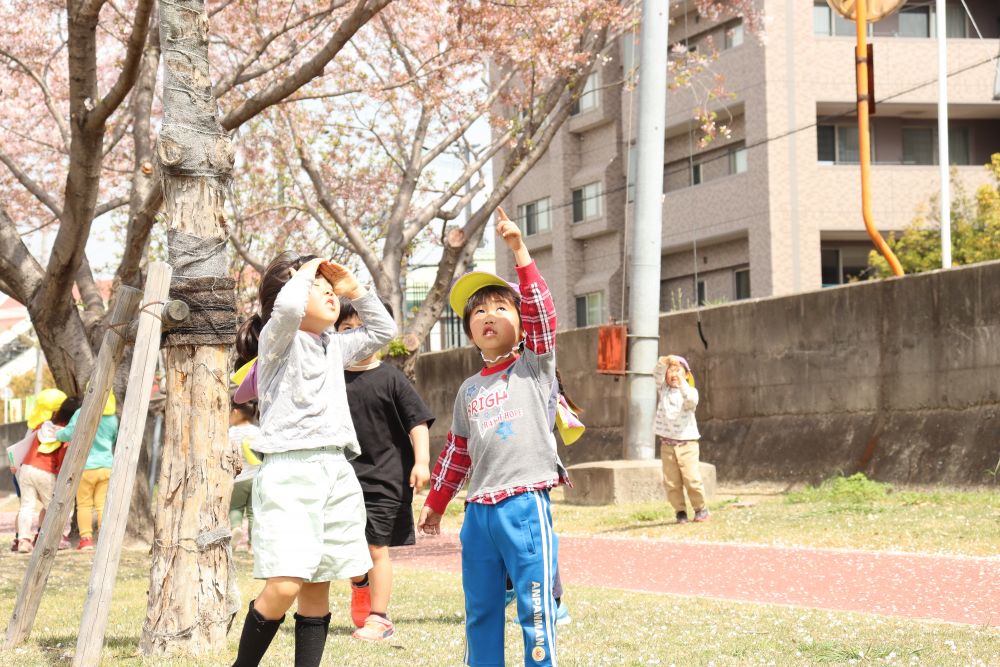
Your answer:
[418,208,569,666]
[654,355,710,524]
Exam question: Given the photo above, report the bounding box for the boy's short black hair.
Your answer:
[336,296,394,329]
[53,397,81,426]
[461,285,521,340]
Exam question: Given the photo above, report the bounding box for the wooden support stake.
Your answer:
[4,287,142,649]
[73,262,172,667]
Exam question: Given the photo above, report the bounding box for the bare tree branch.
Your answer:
[225,226,266,272]
[112,20,160,291]
[220,0,393,131]
[95,196,130,217]
[75,255,105,333]
[0,205,45,304]
[90,0,155,126]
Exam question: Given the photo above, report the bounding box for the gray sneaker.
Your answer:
[693,509,710,522]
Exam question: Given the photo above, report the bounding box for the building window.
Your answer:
[821,244,875,286]
[944,3,968,38]
[517,198,551,236]
[902,126,972,165]
[814,2,870,37]
[691,162,703,186]
[696,280,706,306]
[575,291,604,327]
[948,126,971,165]
[902,127,934,165]
[817,124,873,164]
[899,5,931,38]
[729,145,748,175]
[570,71,599,116]
[571,182,602,223]
[724,20,744,50]
[734,269,750,300]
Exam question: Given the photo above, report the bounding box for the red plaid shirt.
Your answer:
[425,261,569,515]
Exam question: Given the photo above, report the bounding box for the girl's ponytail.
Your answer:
[236,313,263,366]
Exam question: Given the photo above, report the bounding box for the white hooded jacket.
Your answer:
[653,360,700,441]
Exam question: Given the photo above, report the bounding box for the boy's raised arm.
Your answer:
[496,207,556,355]
[336,289,397,367]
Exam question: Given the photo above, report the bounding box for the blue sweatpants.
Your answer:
[461,491,559,666]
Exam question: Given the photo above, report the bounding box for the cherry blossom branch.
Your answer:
[212,5,339,98]
[0,149,64,219]
[0,48,71,149]
[294,134,383,277]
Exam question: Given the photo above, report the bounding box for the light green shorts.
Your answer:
[252,447,372,582]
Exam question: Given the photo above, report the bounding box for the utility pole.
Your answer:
[936,0,952,268]
[623,0,669,460]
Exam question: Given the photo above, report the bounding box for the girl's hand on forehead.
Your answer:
[320,260,362,298]
[289,256,324,278]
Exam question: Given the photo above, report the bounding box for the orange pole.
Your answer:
[855,0,904,276]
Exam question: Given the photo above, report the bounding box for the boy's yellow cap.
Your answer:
[27,388,67,429]
[449,272,519,317]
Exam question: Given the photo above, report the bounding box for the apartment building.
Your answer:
[495,0,1000,327]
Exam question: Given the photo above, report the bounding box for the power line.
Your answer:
[514,52,1000,218]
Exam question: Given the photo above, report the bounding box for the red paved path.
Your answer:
[5,510,997,626]
[390,532,1000,627]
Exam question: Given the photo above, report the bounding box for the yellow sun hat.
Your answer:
[103,390,116,416]
[27,388,67,429]
[448,272,519,317]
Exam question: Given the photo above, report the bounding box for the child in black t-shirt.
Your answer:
[335,299,435,641]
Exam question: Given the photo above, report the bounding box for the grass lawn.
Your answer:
[0,549,997,666]
[429,476,1000,557]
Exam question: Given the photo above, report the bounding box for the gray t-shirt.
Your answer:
[451,347,567,500]
[255,269,396,457]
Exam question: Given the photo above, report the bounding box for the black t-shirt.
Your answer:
[343,363,435,503]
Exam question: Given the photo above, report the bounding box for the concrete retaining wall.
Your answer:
[415,260,1000,486]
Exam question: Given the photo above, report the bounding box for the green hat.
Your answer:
[449,272,519,317]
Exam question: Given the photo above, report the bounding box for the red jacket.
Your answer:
[21,429,68,476]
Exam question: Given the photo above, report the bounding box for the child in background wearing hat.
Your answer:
[56,391,119,550]
[419,208,569,667]
[11,391,77,553]
[654,355,710,524]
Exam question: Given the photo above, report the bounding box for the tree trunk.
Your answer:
[33,307,95,395]
[143,345,236,655]
[141,0,239,656]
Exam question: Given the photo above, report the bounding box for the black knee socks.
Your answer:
[294,612,331,667]
[232,600,284,667]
